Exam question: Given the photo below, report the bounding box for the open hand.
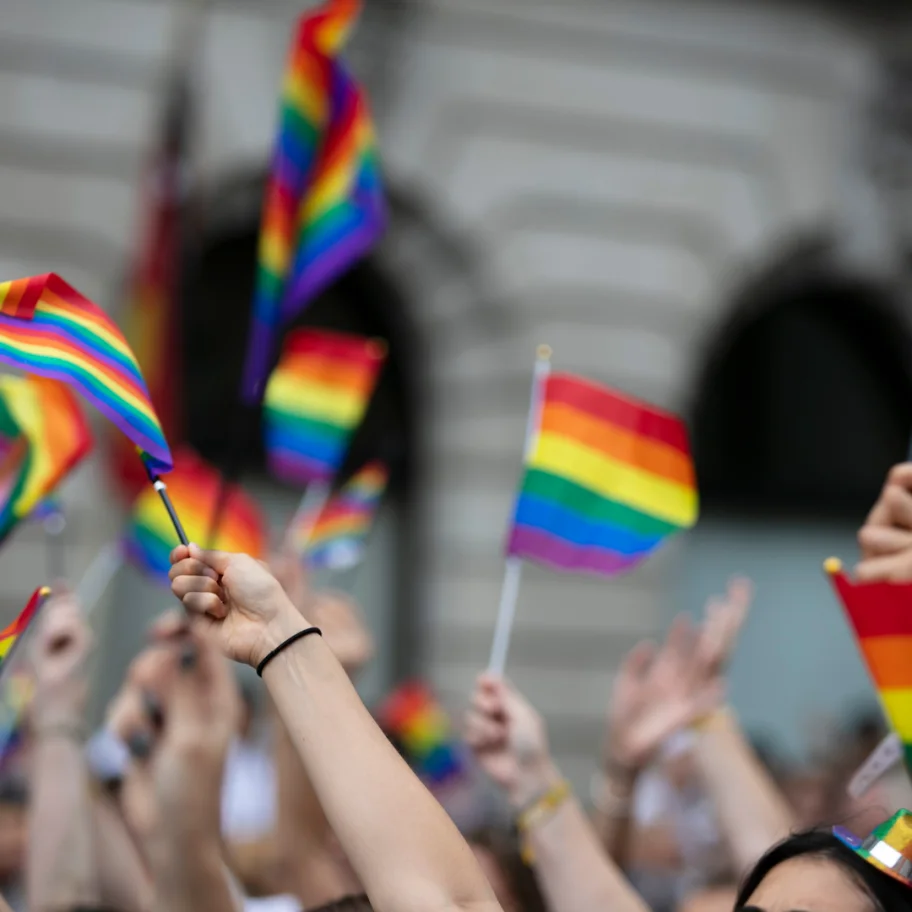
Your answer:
[169,544,303,667]
[604,577,751,772]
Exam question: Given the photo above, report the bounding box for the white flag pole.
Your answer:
[285,481,332,556]
[488,345,552,676]
[76,543,124,615]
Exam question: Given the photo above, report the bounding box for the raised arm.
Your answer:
[689,580,794,873]
[27,594,100,912]
[170,544,500,912]
[465,674,651,912]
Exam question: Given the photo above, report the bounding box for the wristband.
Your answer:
[256,627,322,677]
[517,779,571,864]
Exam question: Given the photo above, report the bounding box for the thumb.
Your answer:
[189,543,232,575]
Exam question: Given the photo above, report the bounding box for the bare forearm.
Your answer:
[518,769,649,912]
[150,843,240,912]
[28,736,99,911]
[591,768,639,865]
[263,630,499,912]
[695,710,794,871]
[91,791,153,912]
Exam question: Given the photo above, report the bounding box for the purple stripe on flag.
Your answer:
[507,525,643,577]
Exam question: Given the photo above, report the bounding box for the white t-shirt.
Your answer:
[221,736,277,841]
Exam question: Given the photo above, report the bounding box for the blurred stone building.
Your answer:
[2,0,912,787]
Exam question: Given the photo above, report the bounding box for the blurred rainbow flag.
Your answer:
[125,449,265,582]
[0,586,50,667]
[507,373,698,576]
[263,328,386,485]
[242,0,386,401]
[294,460,388,569]
[0,377,91,544]
[0,375,92,518]
[378,682,466,786]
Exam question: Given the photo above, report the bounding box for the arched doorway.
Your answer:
[682,238,912,759]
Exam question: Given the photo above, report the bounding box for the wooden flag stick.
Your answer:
[487,345,552,675]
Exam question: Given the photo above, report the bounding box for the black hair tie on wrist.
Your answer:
[256,627,322,677]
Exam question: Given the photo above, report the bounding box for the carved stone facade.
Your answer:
[0,0,909,786]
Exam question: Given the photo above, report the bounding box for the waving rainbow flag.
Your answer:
[507,374,698,576]
[125,449,265,582]
[294,460,388,568]
[0,274,172,473]
[242,0,386,401]
[827,561,912,772]
[0,400,30,545]
[264,328,386,484]
[0,376,92,519]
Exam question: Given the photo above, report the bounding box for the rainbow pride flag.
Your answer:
[295,460,388,569]
[242,0,386,401]
[263,328,386,484]
[378,682,465,786]
[507,373,698,576]
[0,586,51,667]
[0,274,172,473]
[125,449,265,582]
[0,375,92,519]
[827,561,912,772]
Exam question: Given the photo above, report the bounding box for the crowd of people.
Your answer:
[6,459,912,911]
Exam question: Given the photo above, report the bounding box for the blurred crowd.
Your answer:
[0,462,910,911]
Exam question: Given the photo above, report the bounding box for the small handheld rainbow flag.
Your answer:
[294,460,388,569]
[263,328,386,485]
[242,0,386,401]
[0,375,92,519]
[0,586,51,668]
[125,449,265,583]
[507,373,698,576]
[826,560,912,773]
[0,274,172,473]
[377,682,466,786]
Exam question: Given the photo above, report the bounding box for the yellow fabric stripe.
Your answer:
[880,689,912,742]
[267,371,365,426]
[530,431,698,527]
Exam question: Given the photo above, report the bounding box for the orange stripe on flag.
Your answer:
[540,402,695,487]
[861,636,912,690]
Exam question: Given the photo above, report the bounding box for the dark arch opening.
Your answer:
[691,241,912,518]
[178,172,423,675]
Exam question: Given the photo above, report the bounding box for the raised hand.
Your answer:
[465,674,559,808]
[169,544,303,667]
[857,463,912,581]
[604,578,751,773]
[31,594,93,731]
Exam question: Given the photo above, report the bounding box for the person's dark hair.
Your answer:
[735,830,912,910]
[468,826,547,912]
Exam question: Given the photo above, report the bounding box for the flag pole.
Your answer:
[286,480,332,556]
[138,451,189,546]
[487,345,552,676]
[42,508,67,583]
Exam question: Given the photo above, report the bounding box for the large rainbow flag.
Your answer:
[0,274,172,473]
[125,449,265,582]
[263,328,386,484]
[827,560,912,772]
[377,682,466,786]
[507,373,698,575]
[242,0,386,401]
[294,460,388,568]
[0,375,92,519]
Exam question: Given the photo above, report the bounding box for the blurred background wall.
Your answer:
[0,0,911,791]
